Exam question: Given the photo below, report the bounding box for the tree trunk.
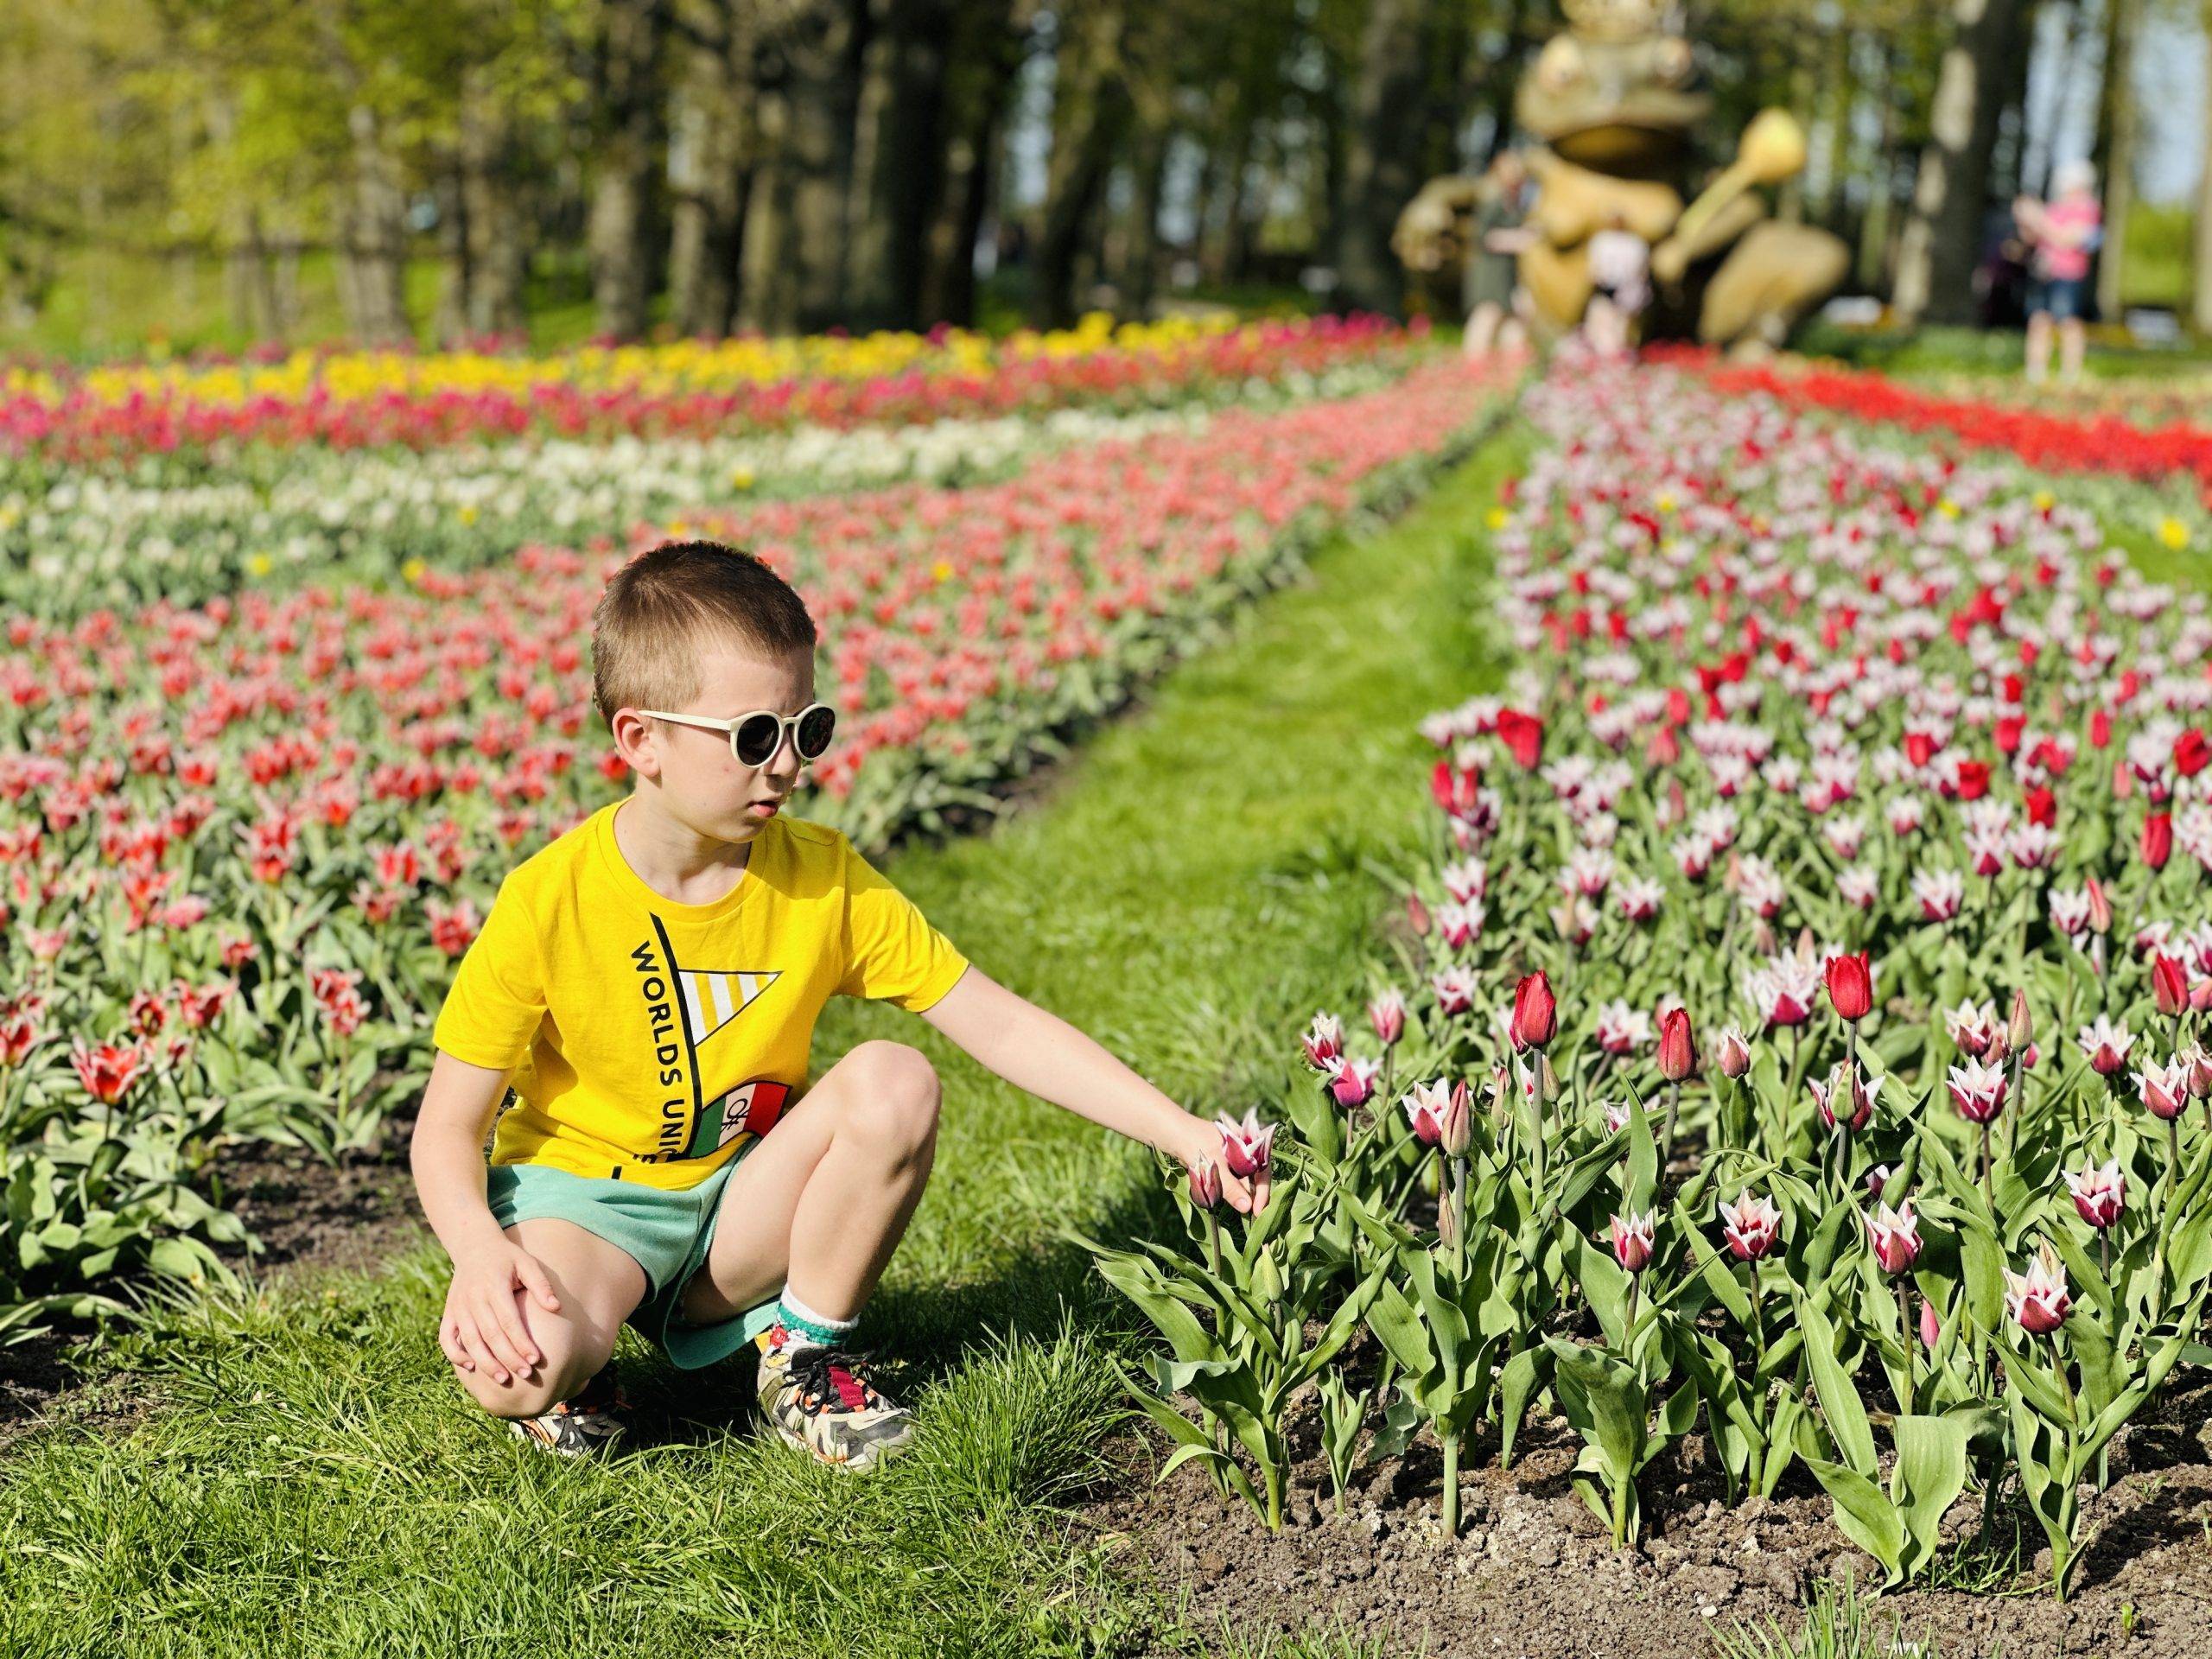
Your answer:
[1891,0,2026,324]
[1334,0,1432,316]
[461,88,531,340]
[847,0,954,331]
[667,12,752,339]
[2195,1,2212,332]
[589,0,668,341]
[344,103,412,343]
[2094,0,2139,321]
[1119,122,1171,317]
[433,163,472,346]
[772,0,868,332]
[1858,45,1903,293]
[1029,0,1128,327]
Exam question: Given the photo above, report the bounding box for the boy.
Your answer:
[410,540,1264,1468]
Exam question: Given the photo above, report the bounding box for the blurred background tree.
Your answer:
[0,0,2203,352]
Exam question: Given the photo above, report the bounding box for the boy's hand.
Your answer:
[1169,1116,1268,1216]
[439,1239,562,1387]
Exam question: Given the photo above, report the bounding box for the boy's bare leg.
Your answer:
[450,1218,646,1418]
[2025,310,2051,383]
[678,1039,941,1327]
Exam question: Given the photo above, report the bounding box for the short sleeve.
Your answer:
[836,839,970,1013]
[432,874,547,1071]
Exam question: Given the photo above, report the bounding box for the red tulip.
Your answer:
[71,1040,144,1105]
[1495,708,1545,768]
[1656,1007,1698,1082]
[1919,1297,1942,1351]
[1824,952,1874,1022]
[2141,812,2173,870]
[1509,971,1557,1052]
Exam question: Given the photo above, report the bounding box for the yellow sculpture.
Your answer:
[1395,0,1847,352]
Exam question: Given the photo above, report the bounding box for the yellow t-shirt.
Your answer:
[431,798,969,1189]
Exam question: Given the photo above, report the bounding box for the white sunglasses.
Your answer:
[639,702,837,767]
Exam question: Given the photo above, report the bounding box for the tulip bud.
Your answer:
[1188,1159,1222,1210]
[2008,988,2032,1051]
[1657,1007,1699,1083]
[1405,892,1432,937]
[1436,1190,1460,1250]
[1714,1026,1752,1079]
[2152,954,2189,1020]
[1368,988,1407,1047]
[1866,1162,1894,1203]
[1440,1078,1473,1156]
[2185,1040,2212,1101]
[2085,875,2113,937]
[1509,971,1557,1052]
[1919,1297,1942,1351]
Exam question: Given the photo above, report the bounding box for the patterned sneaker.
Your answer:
[753,1324,913,1471]
[507,1360,629,1458]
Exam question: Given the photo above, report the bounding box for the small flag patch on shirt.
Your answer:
[681,969,779,1044]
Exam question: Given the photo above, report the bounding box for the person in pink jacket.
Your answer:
[2015,160,2103,388]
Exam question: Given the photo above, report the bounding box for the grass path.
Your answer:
[0,430,1524,1659]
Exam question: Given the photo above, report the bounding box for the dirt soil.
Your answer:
[1,1122,426,1447]
[1086,1349,2212,1659]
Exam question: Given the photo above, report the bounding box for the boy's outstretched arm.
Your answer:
[918,966,1268,1213]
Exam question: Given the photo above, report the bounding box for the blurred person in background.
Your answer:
[2016,161,2103,388]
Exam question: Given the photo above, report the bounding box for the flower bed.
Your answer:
[1686,350,2212,500]
[0,353,1516,1337]
[0,313,1422,462]
[0,358,1413,620]
[1086,352,2212,1612]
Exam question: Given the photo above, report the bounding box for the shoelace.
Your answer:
[785,1344,883,1415]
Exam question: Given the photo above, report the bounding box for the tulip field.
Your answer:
[11,312,2212,1655]
[1082,346,2212,1644]
[0,315,1509,1345]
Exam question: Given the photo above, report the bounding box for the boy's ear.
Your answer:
[609,709,663,779]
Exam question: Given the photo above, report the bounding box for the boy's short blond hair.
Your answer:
[590,540,817,728]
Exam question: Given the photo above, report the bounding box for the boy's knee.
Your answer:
[841,1041,941,1156]
[452,1338,606,1421]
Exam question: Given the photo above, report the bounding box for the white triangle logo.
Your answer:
[677,969,779,1045]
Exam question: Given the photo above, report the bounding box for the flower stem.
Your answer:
[1442,1426,1462,1537]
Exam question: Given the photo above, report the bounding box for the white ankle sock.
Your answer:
[773,1284,857,1350]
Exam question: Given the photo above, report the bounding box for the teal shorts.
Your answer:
[486,1147,782,1371]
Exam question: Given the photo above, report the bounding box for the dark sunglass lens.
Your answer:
[734,714,785,766]
[796,705,836,759]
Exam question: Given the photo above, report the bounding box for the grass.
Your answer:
[1718,1577,1946,1659]
[0,430,1527,1658]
